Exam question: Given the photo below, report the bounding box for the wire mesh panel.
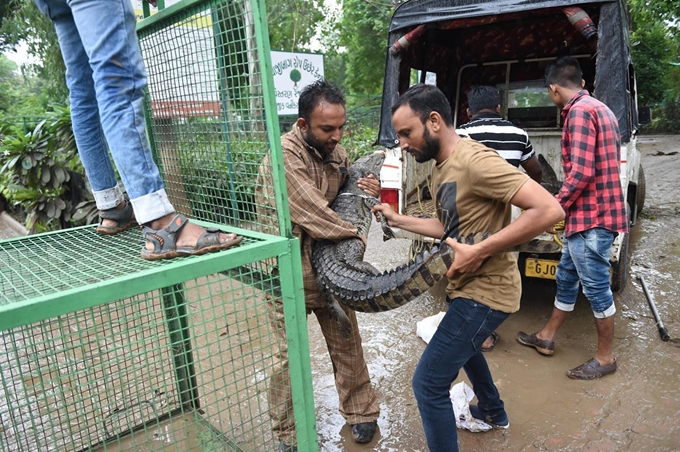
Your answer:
[0,0,317,450]
[0,257,290,451]
[137,0,286,236]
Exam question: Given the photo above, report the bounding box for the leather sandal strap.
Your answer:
[99,202,133,222]
[141,213,189,254]
[163,214,189,235]
[195,227,222,248]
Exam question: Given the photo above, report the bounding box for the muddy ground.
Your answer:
[309,135,680,451]
[0,136,677,452]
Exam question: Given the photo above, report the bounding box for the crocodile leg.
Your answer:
[324,291,353,335]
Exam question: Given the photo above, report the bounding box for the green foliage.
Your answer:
[629,0,680,106]
[267,0,325,52]
[173,118,262,223]
[337,0,396,95]
[630,0,679,24]
[322,50,347,89]
[344,121,379,163]
[0,53,47,116]
[343,94,381,162]
[642,98,680,134]
[0,105,89,231]
[630,21,674,105]
[0,0,67,104]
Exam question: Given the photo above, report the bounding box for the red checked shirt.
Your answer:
[557,90,628,237]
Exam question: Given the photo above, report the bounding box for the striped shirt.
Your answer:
[558,90,628,237]
[456,113,535,167]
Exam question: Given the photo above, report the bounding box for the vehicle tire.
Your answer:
[636,164,646,216]
[610,230,628,292]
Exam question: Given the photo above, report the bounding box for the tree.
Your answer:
[629,0,680,105]
[0,54,17,112]
[0,53,47,116]
[0,0,67,103]
[267,0,325,53]
[631,22,674,105]
[336,0,396,95]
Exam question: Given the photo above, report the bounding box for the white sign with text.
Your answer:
[271,51,324,116]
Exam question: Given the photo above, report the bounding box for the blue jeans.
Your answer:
[555,228,616,317]
[34,0,173,224]
[412,297,510,452]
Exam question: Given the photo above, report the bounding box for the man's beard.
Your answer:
[413,126,441,163]
[303,129,336,156]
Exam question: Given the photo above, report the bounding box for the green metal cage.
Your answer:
[0,0,317,450]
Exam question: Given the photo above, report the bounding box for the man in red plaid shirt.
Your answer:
[517,56,628,379]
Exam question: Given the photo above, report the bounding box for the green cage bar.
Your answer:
[0,0,317,450]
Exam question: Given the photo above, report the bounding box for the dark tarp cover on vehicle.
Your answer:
[377,0,636,147]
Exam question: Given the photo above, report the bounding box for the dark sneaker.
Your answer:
[567,358,617,380]
[351,421,377,443]
[516,331,555,356]
[469,404,510,429]
[278,441,297,452]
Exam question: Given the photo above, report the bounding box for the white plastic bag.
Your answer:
[416,311,446,344]
[450,382,492,432]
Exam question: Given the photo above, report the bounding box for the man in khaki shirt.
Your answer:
[258,80,381,451]
[373,84,564,452]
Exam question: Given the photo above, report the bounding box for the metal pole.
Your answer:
[638,275,670,341]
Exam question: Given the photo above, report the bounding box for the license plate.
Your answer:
[525,258,558,280]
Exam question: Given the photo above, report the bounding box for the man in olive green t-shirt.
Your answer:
[373,84,564,452]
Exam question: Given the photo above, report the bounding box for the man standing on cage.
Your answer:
[33,0,242,259]
[256,80,381,451]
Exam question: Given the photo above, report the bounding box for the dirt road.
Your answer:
[309,134,680,451]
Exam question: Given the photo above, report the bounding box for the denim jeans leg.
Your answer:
[555,235,580,310]
[412,297,509,452]
[50,0,173,223]
[463,345,506,417]
[568,229,616,315]
[37,0,123,210]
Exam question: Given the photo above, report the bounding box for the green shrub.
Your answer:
[344,119,380,163]
[642,98,680,134]
[0,105,91,232]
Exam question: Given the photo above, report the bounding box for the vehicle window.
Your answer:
[502,80,559,129]
[504,81,554,108]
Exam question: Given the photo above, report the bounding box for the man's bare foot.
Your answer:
[144,213,239,252]
[481,332,498,352]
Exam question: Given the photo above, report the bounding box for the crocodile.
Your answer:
[312,151,560,330]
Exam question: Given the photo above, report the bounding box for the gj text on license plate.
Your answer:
[525,258,558,280]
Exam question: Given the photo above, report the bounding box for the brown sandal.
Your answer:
[567,358,617,380]
[482,332,499,352]
[96,201,137,235]
[516,331,555,356]
[141,213,242,261]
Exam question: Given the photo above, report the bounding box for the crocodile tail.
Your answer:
[317,243,450,312]
[317,232,560,313]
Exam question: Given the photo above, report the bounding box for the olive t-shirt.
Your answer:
[432,137,529,313]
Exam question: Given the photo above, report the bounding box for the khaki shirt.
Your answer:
[257,126,360,308]
[432,138,528,313]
